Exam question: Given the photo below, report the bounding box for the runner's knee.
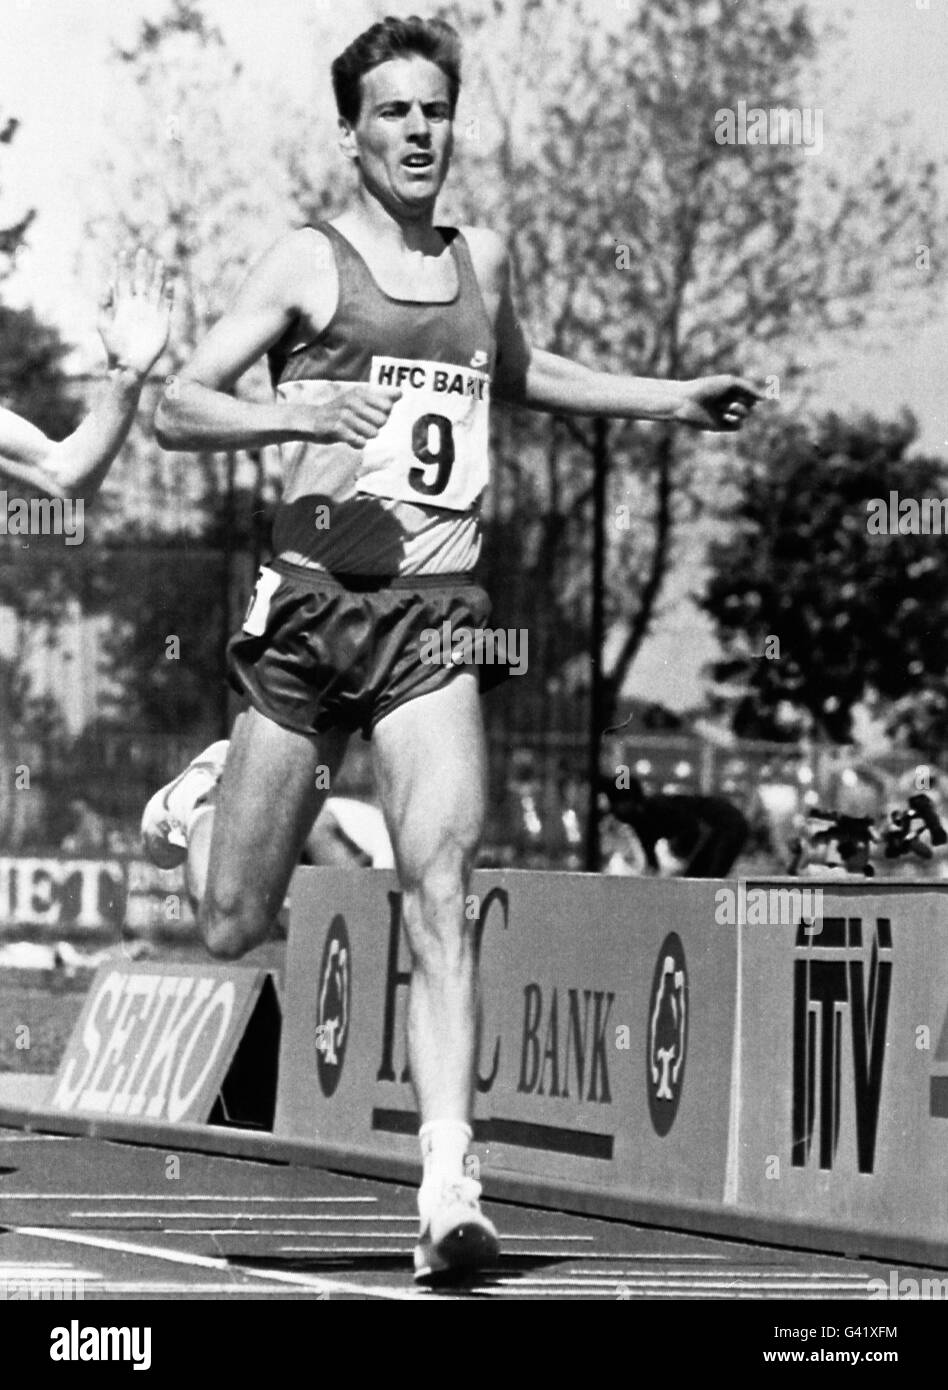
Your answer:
[400,829,478,900]
[200,889,270,959]
[399,837,480,964]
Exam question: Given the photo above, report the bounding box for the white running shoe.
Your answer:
[413,1176,500,1283]
[140,740,230,869]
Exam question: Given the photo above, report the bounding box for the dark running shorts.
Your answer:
[227,559,512,740]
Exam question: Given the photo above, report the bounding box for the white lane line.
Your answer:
[83,1282,450,1300]
[61,1231,418,1240]
[630,1272,876,1281]
[491,1277,872,1291]
[274,1247,810,1263]
[270,1248,414,1256]
[476,1286,872,1299]
[3,1194,377,1203]
[478,1284,639,1295]
[498,1272,875,1284]
[58,1214,594,1240]
[70,1211,418,1222]
[507,1268,874,1279]
[0,1262,81,1271]
[56,1283,436,1297]
[12,1227,415,1300]
[0,1134,73,1143]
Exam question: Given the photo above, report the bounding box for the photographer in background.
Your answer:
[600,774,749,878]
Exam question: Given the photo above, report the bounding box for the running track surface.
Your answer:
[2,1129,942,1301]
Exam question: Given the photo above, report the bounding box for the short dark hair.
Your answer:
[331,15,462,125]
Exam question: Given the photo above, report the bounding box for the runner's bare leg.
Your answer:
[180,712,250,909]
[184,804,216,908]
[371,672,485,1122]
[200,706,349,958]
[183,714,367,907]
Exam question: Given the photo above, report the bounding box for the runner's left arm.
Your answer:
[0,249,172,499]
[489,238,761,432]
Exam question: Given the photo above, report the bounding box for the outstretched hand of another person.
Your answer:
[98,247,174,379]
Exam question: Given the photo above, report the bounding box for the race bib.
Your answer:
[356,356,490,511]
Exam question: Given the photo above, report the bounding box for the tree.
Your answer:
[0,110,90,637]
[0,116,34,275]
[71,0,309,738]
[0,113,84,844]
[0,112,79,437]
[702,409,948,749]
[429,0,942,733]
[64,0,944,766]
[0,304,80,443]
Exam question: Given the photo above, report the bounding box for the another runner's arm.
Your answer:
[0,377,147,501]
[155,232,400,452]
[0,406,63,493]
[0,249,171,500]
[488,237,762,432]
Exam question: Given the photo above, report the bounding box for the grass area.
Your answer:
[0,977,86,1074]
[0,938,285,1075]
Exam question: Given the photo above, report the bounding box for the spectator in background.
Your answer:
[505,750,546,867]
[60,798,109,855]
[555,765,584,871]
[600,774,748,877]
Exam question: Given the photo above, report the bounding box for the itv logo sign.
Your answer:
[791,917,892,1175]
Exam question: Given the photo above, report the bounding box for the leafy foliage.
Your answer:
[434,0,942,727]
[703,409,948,748]
[8,0,944,761]
[0,116,35,275]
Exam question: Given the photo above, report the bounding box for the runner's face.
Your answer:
[347,57,454,212]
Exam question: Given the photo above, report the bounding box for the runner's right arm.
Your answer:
[155,232,400,452]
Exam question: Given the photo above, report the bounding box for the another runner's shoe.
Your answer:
[413,1176,500,1283]
[140,740,230,869]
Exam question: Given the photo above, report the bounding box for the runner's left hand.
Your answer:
[672,375,764,431]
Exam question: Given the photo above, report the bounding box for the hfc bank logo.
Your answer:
[646,933,688,1137]
[315,915,351,1097]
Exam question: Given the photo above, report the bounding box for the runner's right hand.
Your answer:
[308,385,402,447]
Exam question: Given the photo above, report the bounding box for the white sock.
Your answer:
[418,1119,472,1213]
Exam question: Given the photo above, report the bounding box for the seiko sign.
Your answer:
[52,968,242,1123]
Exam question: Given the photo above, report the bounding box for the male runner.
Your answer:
[0,249,172,498]
[153,15,761,1280]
